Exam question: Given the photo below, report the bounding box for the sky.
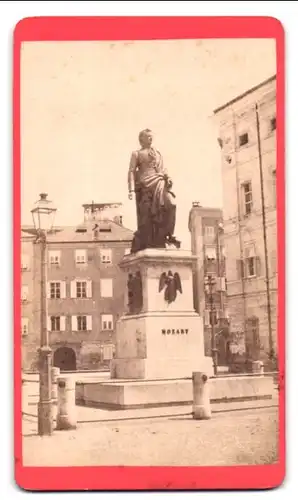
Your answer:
[21,38,276,249]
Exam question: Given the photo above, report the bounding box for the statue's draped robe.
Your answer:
[129,148,176,252]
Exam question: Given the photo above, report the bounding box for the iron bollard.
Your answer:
[51,367,60,422]
[56,376,77,430]
[192,372,211,420]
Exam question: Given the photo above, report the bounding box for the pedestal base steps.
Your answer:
[76,375,275,410]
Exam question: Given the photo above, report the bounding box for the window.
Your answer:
[48,281,66,299]
[21,285,28,302]
[270,116,276,132]
[100,248,112,264]
[70,280,92,298]
[237,251,260,280]
[100,279,113,298]
[50,316,60,332]
[103,344,114,361]
[271,249,277,276]
[205,246,217,260]
[21,317,29,336]
[246,257,256,277]
[75,249,87,265]
[204,226,215,242]
[48,316,65,332]
[71,315,92,331]
[21,254,29,270]
[77,316,87,331]
[49,251,61,266]
[244,246,258,278]
[50,282,61,299]
[205,226,214,237]
[101,314,113,331]
[239,132,249,147]
[76,281,87,298]
[242,182,253,216]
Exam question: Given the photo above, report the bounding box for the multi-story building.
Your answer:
[188,203,228,362]
[21,202,133,371]
[21,229,36,371]
[213,75,277,365]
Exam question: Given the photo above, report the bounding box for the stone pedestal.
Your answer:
[110,248,213,380]
[77,248,213,409]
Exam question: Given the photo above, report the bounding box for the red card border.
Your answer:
[13,16,285,491]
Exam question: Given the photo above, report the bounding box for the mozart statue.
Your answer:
[128,129,180,253]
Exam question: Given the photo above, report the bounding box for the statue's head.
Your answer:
[138,129,153,148]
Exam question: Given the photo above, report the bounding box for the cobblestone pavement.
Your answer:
[22,405,278,467]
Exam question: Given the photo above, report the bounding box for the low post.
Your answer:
[192,372,211,420]
[252,360,264,375]
[56,376,77,430]
[51,367,60,423]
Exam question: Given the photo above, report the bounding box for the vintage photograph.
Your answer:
[20,37,279,468]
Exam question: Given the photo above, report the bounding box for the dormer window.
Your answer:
[75,249,87,265]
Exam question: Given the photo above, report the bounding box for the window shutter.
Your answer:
[47,316,51,332]
[46,282,51,299]
[103,344,113,360]
[60,316,66,331]
[61,281,66,299]
[237,259,244,279]
[87,315,92,331]
[86,280,92,298]
[70,280,76,298]
[255,256,262,277]
[101,279,113,297]
[71,316,77,331]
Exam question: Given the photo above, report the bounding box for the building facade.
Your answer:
[213,75,277,365]
[188,203,228,362]
[21,202,133,372]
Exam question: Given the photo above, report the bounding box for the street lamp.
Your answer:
[31,193,57,436]
[204,274,218,376]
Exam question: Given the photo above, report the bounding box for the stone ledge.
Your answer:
[76,375,275,411]
[119,248,195,268]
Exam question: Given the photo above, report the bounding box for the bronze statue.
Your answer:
[158,271,183,304]
[128,129,180,253]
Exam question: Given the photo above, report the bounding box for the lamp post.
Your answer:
[205,274,218,376]
[31,193,57,436]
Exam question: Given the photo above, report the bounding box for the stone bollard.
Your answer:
[56,376,77,430]
[51,367,60,423]
[192,372,211,420]
[252,360,264,375]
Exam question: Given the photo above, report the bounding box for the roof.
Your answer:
[82,202,122,210]
[188,205,223,232]
[213,75,276,114]
[21,220,134,243]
